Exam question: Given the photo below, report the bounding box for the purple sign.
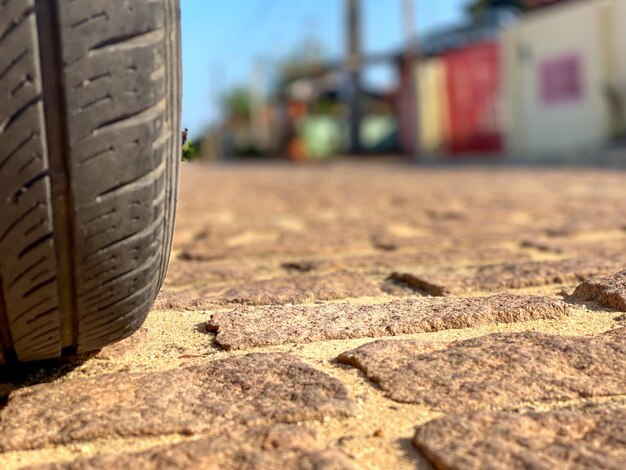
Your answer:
[539,54,583,105]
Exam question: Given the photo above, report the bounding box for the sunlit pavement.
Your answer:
[2,160,625,469]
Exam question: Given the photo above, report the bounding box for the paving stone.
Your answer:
[165,259,268,287]
[178,243,249,262]
[153,286,224,311]
[285,248,530,274]
[31,426,353,470]
[221,271,382,306]
[0,353,354,451]
[337,328,626,411]
[370,232,445,252]
[466,257,623,290]
[545,215,626,237]
[179,229,372,262]
[371,231,522,252]
[521,237,626,257]
[413,407,626,470]
[475,257,624,290]
[572,270,626,312]
[391,257,623,295]
[156,271,381,310]
[282,260,323,272]
[207,294,569,350]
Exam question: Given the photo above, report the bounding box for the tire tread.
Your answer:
[0,0,180,363]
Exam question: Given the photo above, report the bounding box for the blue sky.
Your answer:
[181,0,469,137]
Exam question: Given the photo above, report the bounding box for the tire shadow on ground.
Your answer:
[0,352,98,404]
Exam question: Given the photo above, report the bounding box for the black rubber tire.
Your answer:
[0,0,181,363]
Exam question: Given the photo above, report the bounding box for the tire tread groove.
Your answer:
[35,0,77,350]
[0,280,16,362]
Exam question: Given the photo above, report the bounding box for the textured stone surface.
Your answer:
[32,426,353,470]
[545,215,626,237]
[155,271,381,310]
[370,231,523,252]
[207,294,569,350]
[573,270,626,312]
[153,286,223,311]
[220,271,382,305]
[337,328,626,411]
[286,248,531,274]
[413,407,626,470]
[470,258,623,290]
[179,229,372,262]
[164,259,267,287]
[521,236,626,257]
[0,354,354,451]
[391,257,623,295]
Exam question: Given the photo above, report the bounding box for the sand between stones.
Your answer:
[27,426,353,470]
[337,328,626,412]
[573,270,626,312]
[207,294,569,350]
[0,354,354,452]
[413,407,626,470]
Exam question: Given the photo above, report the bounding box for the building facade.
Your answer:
[503,0,626,156]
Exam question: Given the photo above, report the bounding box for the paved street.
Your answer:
[2,161,626,469]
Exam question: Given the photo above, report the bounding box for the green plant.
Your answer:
[182,140,199,161]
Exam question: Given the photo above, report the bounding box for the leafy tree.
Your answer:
[278,37,325,80]
[222,87,252,120]
[466,0,527,19]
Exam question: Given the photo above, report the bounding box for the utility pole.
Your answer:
[249,59,268,152]
[210,64,226,160]
[401,0,422,158]
[345,0,362,154]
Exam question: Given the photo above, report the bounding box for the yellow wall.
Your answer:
[503,0,619,156]
[416,58,449,155]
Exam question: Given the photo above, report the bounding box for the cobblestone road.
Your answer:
[2,161,625,469]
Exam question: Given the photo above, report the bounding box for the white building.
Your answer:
[503,0,626,157]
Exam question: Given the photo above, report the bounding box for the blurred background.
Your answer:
[180,0,626,165]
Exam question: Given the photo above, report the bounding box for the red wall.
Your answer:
[443,41,503,155]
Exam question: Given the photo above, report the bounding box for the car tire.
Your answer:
[0,0,181,363]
